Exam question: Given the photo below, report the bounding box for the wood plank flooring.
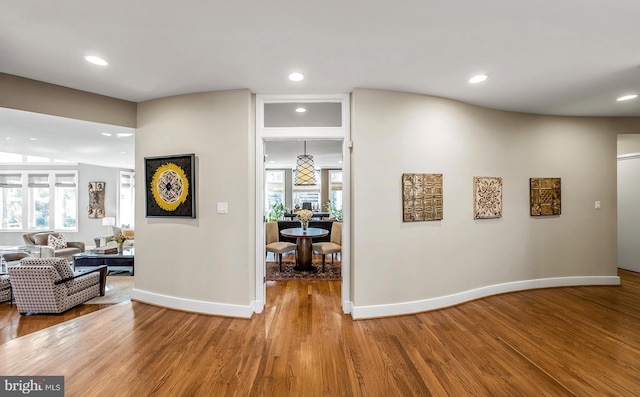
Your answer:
[1,269,640,396]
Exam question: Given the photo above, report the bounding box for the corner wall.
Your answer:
[133,89,256,317]
[350,88,638,318]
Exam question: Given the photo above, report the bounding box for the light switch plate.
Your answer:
[595,201,601,210]
[217,202,228,214]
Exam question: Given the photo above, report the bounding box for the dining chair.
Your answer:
[312,221,342,272]
[265,221,296,271]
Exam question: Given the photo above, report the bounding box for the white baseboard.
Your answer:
[351,275,620,320]
[131,288,254,319]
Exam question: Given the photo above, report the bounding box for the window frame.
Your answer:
[0,170,79,232]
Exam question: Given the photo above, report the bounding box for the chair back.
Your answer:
[265,222,279,245]
[331,222,342,245]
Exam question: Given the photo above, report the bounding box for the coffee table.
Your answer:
[72,246,135,276]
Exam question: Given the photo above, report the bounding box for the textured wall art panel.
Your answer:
[473,176,503,219]
[88,181,105,218]
[530,177,561,216]
[402,173,443,222]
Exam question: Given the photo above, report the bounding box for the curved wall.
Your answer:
[132,89,256,317]
[349,88,638,318]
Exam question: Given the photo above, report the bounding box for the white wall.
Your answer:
[350,88,637,317]
[618,156,640,272]
[132,90,256,317]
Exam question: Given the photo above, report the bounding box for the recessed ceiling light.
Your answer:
[117,133,133,138]
[101,133,112,136]
[295,107,306,113]
[29,137,38,141]
[289,72,304,81]
[469,74,488,84]
[84,55,108,66]
[617,94,638,102]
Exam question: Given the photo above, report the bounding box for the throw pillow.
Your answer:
[48,234,68,249]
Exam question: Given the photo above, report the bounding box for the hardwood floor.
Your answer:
[2,269,640,396]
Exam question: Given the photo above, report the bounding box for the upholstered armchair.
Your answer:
[312,221,342,272]
[0,275,10,303]
[265,221,296,271]
[22,231,85,260]
[1,251,30,303]
[105,226,135,247]
[8,257,106,314]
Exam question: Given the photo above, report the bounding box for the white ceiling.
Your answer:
[1,1,639,168]
[265,140,343,169]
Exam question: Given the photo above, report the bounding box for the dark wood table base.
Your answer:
[280,227,329,272]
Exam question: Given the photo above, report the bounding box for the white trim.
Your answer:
[131,288,254,318]
[351,275,620,319]
[617,152,640,160]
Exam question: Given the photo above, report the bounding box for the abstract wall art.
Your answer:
[145,154,196,218]
[402,173,443,222]
[530,177,561,216]
[473,176,503,219]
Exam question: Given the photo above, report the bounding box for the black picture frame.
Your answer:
[145,154,196,218]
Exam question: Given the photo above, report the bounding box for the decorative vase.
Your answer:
[300,220,309,232]
[117,242,124,254]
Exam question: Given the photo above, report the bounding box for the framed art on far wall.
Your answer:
[145,154,196,218]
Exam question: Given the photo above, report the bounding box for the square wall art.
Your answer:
[145,154,196,218]
[402,173,443,222]
[530,177,561,216]
[473,176,502,219]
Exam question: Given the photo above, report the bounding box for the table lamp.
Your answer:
[102,217,115,235]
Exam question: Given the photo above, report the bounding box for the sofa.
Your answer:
[9,257,106,314]
[22,231,85,260]
[2,251,31,267]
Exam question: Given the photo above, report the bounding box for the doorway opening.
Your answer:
[255,95,351,314]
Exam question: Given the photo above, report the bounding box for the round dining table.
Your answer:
[280,227,329,272]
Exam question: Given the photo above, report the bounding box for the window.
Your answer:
[328,170,343,210]
[0,171,78,231]
[0,174,23,230]
[265,170,285,213]
[119,171,135,228]
[292,169,321,210]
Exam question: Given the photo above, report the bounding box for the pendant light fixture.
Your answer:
[295,141,316,186]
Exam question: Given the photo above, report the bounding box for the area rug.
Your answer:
[266,261,341,281]
[85,275,133,304]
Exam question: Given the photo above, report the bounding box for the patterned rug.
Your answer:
[266,261,341,281]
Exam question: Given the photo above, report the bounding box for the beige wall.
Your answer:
[134,89,255,307]
[0,73,136,127]
[6,74,640,317]
[350,88,639,308]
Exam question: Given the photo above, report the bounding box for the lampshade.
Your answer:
[102,217,115,226]
[295,141,316,186]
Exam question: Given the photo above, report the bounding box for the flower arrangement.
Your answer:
[112,234,128,245]
[297,209,313,221]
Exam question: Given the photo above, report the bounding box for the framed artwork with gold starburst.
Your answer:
[145,154,196,218]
